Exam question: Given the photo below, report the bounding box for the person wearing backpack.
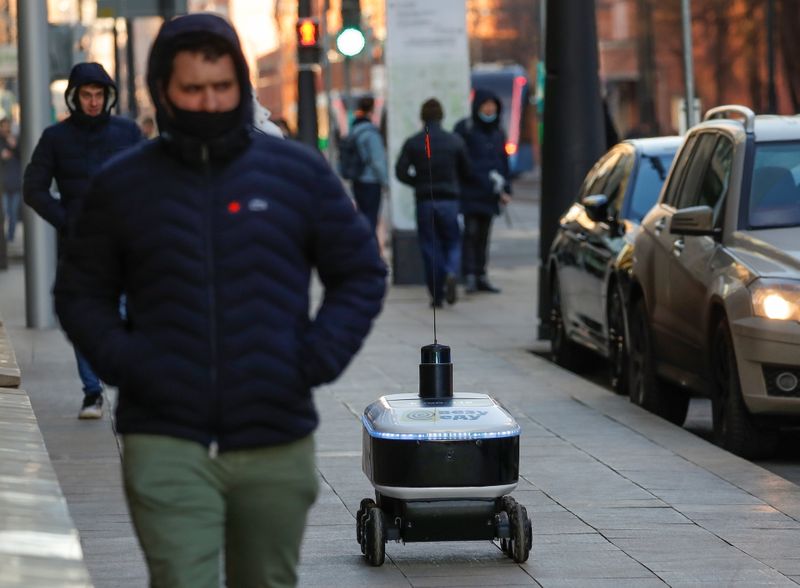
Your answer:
[341,97,387,230]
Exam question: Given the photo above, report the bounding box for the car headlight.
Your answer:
[749,279,800,321]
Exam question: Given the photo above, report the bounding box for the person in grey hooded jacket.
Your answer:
[350,96,388,231]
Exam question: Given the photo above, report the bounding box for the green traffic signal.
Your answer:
[336,27,366,58]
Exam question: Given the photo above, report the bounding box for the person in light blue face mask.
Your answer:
[454,90,512,294]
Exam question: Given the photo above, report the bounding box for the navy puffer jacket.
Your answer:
[23,63,141,233]
[54,14,387,452]
[454,90,511,216]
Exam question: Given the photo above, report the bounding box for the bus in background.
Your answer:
[470,63,535,177]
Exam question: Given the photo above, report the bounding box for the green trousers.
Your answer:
[122,434,318,588]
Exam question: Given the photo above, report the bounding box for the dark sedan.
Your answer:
[547,136,681,392]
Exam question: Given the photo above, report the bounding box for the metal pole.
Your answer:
[297,0,319,148]
[320,0,334,160]
[766,0,777,113]
[18,0,57,328]
[538,0,606,340]
[343,56,352,119]
[113,18,122,115]
[126,18,138,118]
[681,0,697,129]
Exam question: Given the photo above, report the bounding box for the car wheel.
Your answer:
[711,318,778,459]
[627,298,689,425]
[607,283,628,395]
[550,271,590,371]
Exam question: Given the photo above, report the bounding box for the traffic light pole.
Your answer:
[18,0,57,328]
[297,0,319,149]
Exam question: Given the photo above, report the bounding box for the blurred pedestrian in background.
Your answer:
[23,62,142,419]
[0,116,21,243]
[396,98,471,308]
[54,14,386,587]
[455,90,512,294]
[349,96,388,232]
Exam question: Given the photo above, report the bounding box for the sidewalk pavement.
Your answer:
[2,200,800,587]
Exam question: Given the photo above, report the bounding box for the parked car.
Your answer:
[548,136,682,392]
[627,105,800,458]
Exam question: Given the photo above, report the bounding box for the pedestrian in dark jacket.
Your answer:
[0,117,22,242]
[350,96,388,231]
[455,89,512,294]
[396,98,471,307]
[23,62,142,419]
[54,14,386,587]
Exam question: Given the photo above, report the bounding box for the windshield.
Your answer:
[628,154,674,222]
[748,142,800,229]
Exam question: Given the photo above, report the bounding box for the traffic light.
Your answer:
[337,0,365,58]
[296,17,320,64]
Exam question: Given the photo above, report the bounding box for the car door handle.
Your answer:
[655,217,667,235]
[672,238,685,256]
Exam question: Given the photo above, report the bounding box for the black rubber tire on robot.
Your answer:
[495,509,511,554]
[356,498,376,545]
[364,506,386,567]
[510,503,531,564]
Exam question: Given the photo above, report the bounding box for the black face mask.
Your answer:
[167,104,240,141]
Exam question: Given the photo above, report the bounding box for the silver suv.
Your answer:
[627,106,800,459]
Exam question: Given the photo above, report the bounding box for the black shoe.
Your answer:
[445,273,458,305]
[464,274,478,294]
[78,394,103,420]
[477,277,501,293]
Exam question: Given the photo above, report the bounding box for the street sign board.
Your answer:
[385,0,470,232]
[96,0,187,18]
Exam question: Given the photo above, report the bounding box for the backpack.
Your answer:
[338,124,372,181]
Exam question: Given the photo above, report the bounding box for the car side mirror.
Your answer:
[670,205,720,237]
[582,194,610,223]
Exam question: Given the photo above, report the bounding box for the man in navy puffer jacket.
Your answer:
[54,14,386,587]
[455,89,512,294]
[24,62,142,419]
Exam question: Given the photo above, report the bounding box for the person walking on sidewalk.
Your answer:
[396,98,471,308]
[23,62,142,419]
[349,96,388,231]
[0,117,21,243]
[54,14,386,588]
[455,89,512,294]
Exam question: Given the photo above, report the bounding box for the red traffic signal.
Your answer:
[296,18,320,48]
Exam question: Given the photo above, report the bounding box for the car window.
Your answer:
[579,150,623,199]
[604,152,635,212]
[748,141,800,229]
[676,134,718,209]
[627,153,675,222]
[696,137,734,223]
[662,135,697,208]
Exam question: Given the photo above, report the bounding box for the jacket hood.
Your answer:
[65,63,117,124]
[471,89,502,128]
[147,13,253,163]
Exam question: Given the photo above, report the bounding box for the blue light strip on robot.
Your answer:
[361,416,520,441]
